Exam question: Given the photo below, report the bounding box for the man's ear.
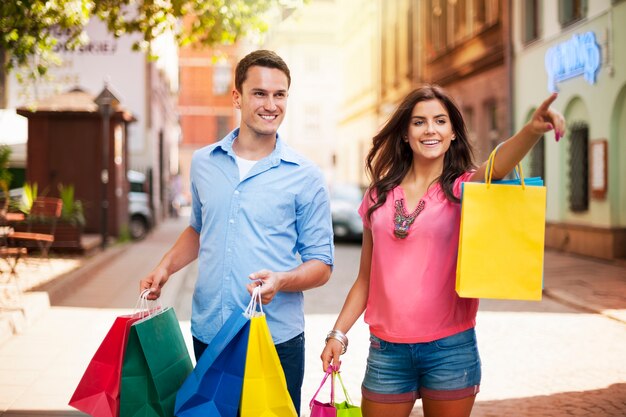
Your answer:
[232,89,241,109]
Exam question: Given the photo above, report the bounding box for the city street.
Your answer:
[2,1,625,417]
[0,216,625,416]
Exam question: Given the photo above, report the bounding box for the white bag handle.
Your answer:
[133,289,163,319]
[244,285,264,318]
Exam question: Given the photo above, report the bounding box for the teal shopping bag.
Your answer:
[120,307,193,417]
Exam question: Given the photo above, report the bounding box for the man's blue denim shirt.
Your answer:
[189,128,334,345]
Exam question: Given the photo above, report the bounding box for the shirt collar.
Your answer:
[213,128,300,165]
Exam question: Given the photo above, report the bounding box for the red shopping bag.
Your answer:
[69,313,142,417]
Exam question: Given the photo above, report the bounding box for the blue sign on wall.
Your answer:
[545,32,602,92]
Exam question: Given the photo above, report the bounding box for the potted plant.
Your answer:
[12,182,85,252]
[54,183,85,250]
[58,183,85,228]
[15,182,38,215]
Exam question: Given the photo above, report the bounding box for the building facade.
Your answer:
[6,19,179,223]
[419,0,512,163]
[513,0,626,260]
[261,0,342,184]
[335,0,382,187]
[177,41,240,204]
[334,0,513,186]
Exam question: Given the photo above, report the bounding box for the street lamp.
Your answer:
[94,83,120,249]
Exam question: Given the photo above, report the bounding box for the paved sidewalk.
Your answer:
[542,251,626,323]
[0,216,624,416]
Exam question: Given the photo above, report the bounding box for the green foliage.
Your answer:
[0,144,12,189]
[17,181,37,214]
[1,0,303,88]
[117,224,131,244]
[0,144,12,212]
[0,0,91,76]
[58,183,85,227]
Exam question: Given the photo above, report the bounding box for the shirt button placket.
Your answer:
[224,187,240,311]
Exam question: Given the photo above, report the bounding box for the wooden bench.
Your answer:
[0,246,27,274]
[9,197,63,258]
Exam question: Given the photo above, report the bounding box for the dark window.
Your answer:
[8,167,25,189]
[529,136,545,180]
[485,0,500,26]
[430,0,446,54]
[559,0,587,27]
[474,0,486,30]
[523,0,539,43]
[568,122,589,212]
[454,0,467,42]
[130,181,145,193]
[485,100,498,131]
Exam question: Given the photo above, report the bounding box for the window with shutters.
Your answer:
[430,0,447,54]
[522,0,540,44]
[559,0,587,27]
[568,122,589,212]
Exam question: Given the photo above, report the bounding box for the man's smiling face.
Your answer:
[234,65,289,140]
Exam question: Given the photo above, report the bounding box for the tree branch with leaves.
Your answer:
[0,0,302,107]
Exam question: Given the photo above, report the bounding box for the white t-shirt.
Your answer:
[234,154,257,181]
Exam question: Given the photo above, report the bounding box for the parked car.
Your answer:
[128,170,153,240]
[329,182,364,241]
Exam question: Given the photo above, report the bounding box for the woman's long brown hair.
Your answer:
[365,85,476,221]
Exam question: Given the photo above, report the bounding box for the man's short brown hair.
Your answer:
[234,50,291,92]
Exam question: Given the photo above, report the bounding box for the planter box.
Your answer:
[13,221,84,252]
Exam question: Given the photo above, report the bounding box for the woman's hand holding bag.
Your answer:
[310,364,362,417]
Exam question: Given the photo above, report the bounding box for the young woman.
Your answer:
[320,85,565,417]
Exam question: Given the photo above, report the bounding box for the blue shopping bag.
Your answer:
[174,309,251,417]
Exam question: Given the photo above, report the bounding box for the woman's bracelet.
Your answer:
[325,329,348,354]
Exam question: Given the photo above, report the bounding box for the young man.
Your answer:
[139,50,334,415]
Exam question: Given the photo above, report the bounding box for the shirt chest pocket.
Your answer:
[244,190,296,229]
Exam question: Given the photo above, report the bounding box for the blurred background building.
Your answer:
[0,0,624,260]
[177,38,240,206]
[262,0,342,185]
[4,19,180,234]
[513,0,625,260]
[327,0,624,260]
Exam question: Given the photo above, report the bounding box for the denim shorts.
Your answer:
[361,328,481,402]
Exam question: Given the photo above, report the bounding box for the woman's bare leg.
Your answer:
[421,395,476,417]
[361,397,415,417]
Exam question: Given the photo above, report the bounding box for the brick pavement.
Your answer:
[542,251,626,323]
[0,216,624,416]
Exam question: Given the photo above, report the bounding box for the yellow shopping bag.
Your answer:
[240,290,297,417]
[456,148,546,301]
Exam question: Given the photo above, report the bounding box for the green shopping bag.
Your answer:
[120,307,193,417]
[334,372,361,417]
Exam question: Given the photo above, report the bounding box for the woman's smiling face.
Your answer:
[406,98,455,162]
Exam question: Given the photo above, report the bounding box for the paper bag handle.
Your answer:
[244,286,264,318]
[486,145,526,189]
[309,364,337,409]
[333,370,355,405]
[133,289,162,318]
